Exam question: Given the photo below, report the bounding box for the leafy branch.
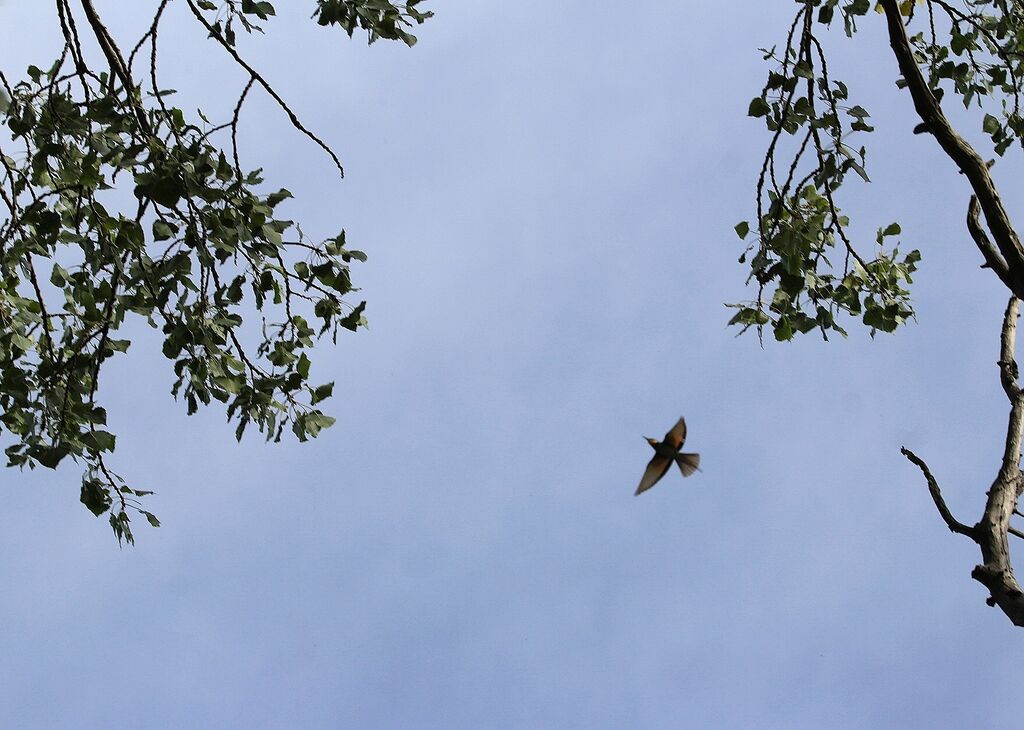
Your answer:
[736,0,1024,626]
[0,0,429,543]
[730,0,920,342]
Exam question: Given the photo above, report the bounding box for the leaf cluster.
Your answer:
[904,1,1024,155]
[732,1,1024,343]
[731,0,919,342]
[0,0,427,542]
[313,0,433,46]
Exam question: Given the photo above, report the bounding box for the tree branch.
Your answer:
[880,0,1024,297]
[968,195,1013,287]
[903,297,1024,626]
[1000,297,1021,400]
[900,446,978,539]
[972,296,1024,625]
[183,0,345,178]
[77,0,154,136]
[78,0,131,89]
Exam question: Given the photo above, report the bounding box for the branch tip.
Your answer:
[900,446,978,540]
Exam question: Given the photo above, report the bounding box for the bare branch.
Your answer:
[971,295,1024,626]
[900,446,978,539]
[78,0,131,87]
[901,302,1024,625]
[78,0,153,135]
[1000,297,1021,400]
[968,195,1013,287]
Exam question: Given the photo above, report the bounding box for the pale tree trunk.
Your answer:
[903,298,1024,625]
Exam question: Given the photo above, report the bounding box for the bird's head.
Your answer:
[644,437,659,447]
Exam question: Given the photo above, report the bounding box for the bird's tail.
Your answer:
[675,453,701,477]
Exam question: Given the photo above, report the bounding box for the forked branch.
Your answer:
[903,297,1024,626]
[881,0,1024,298]
[968,195,1013,291]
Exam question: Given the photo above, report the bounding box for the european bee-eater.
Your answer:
[634,417,700,495]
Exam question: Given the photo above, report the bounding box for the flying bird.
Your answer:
[634,418,700,496]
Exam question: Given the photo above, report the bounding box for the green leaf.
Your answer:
[339,301,367,331]
[307,411,336,436]
[135,173,185,207]
[81,430,116,453]
[267,188,293,207]
[774,316,794,341]
[793,61,814,80]
[341,249,367,263]
[311,382,334,405]
[10,333,34,352]
[109,511,134,546]
[153,219,176,241]
[735,221,750,239]
[213,375,243,394]
[81,480,112,517]
[847,160,870,183]
[748,97,771,118]
[726,306,770,328]
[50,263,69,287]
[846,0,870,15]
[31,445,69,469]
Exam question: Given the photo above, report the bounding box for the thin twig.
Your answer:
[183,0,344,178]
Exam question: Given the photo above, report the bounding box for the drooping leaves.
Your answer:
[730,0,918,342]
[0,1,430,542]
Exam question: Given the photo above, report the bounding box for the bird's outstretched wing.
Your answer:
[675,452,701,477]
[662,418,687,450]
[635,454,673,495]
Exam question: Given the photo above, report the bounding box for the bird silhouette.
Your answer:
[634,417,700,495]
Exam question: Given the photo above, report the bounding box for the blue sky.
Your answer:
[3,1,1024,727]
